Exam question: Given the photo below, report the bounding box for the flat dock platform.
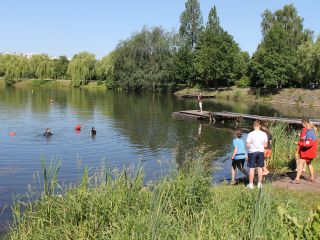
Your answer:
[172,110,320,125]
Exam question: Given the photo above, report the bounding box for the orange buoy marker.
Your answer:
[75,124,81,131]
[9,132,16,137]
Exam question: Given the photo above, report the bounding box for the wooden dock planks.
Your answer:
[172,110,320,126]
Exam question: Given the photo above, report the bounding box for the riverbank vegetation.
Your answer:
[6,146,320,239]
[175,86,320,107]
[1,1,319,91]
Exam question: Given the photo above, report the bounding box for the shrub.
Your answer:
[4,74,15,86]
[235,76,250,88]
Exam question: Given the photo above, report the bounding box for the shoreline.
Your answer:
[175,87,320,108]
[2,79,320,108]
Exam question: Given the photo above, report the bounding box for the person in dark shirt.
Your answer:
[43,128,53,136]
[90,127,97,135]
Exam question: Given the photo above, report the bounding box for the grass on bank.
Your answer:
[175,86,320,106]
[6,146,320,240]
[267,123,320,173]
[0,79,109,90]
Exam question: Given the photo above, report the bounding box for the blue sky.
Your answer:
[1,0,319,59]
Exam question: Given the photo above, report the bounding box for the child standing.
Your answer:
[231,128,249,184]
[261,125,272,175]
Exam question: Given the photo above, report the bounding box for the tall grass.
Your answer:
[268,123,320,173]
[268,124,298,172]
[6,147,320,240]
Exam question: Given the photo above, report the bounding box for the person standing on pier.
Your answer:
[246,120,268,189]
[197,92,203,112]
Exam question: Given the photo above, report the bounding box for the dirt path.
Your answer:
[271,172,320,193]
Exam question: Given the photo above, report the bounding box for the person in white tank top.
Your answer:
[246,120,268,189]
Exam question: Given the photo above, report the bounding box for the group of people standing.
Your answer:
[231,120,271,188]
[231,118,317,189]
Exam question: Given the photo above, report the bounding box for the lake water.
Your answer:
[0,86,319,228]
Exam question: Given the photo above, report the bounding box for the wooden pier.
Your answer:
[172,110,320,126]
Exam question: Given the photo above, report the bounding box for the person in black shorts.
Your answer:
[231,128,248,184]
[246,120,268,189]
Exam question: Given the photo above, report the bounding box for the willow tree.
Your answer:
[67,52,96,87]
[29,54,51,80]
[0,54,30,79]
[95,51,115,86]
[296,38,320,87]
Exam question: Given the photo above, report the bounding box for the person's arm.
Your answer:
[246,134,251,148]
[264,134,268,148]
[231,146,238,160]
[297,138,314,148]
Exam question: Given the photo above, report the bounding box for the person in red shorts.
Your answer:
[261,125,272,175]
[292,120,318,184]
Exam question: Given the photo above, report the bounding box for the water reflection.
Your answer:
[0,86,320,227]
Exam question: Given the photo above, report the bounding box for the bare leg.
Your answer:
[263,157,269,173]
[239,165,249,178]
[257,167,263,184]
[249,168,255,185]
[199,102,203,112]
[231,166,236,183]
[302,161,306,172]
[308,164,315,180]
[295,159,305,181]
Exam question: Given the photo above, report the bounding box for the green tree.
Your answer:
[251,4,312,88]
[296,37,320,87]
[179,0,203,50]
[0,54,31,79]
[29,54,51,80]
[261,4,313,47]
[67,52,96,87]
[95,52,116,87]
[51,56,69,79]
[168,43,196,86]
[112,26,175,91]
[195,6,244,88]
[250,25,297,88]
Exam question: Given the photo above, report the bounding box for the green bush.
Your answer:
[235,76,250,88]
[4,74,15,86]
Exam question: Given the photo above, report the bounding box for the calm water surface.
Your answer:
[0,86,319,227]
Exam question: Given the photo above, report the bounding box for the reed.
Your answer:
[6,148,320,239]
[268,124,298,172]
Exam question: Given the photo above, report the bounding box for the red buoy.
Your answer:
[75,124,81,131]
[9,132,16,136]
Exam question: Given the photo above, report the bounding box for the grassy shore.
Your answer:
[0,79,108,90]
[175,86,320,107]
[5,144,320,240]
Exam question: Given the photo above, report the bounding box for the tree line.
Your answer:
[0,1,319,90]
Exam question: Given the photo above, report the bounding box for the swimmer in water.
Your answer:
[90,127,96,135]
[44,128,53,136]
